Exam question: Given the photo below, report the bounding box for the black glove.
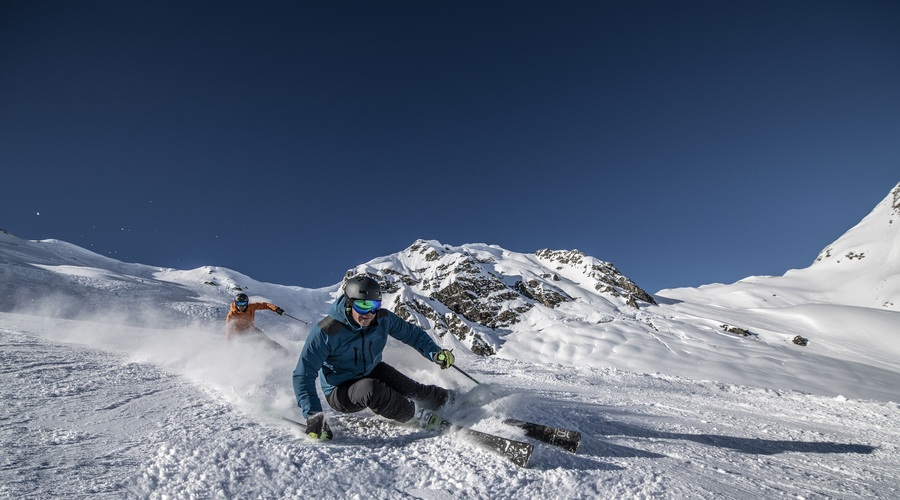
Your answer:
[305,413,333,440]
[274,307,285,315]
[433,349,455,369]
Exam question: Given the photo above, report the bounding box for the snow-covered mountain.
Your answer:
[660,181,900,310]
[3,182,898,402]
[1,183,898,499]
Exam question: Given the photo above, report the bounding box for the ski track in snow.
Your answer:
[2,317,898,500]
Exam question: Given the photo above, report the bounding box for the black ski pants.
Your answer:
[325,362,449,422]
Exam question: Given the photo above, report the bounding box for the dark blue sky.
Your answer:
[2,1,898,293]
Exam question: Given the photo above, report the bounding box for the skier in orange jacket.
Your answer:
[225,293,285,340]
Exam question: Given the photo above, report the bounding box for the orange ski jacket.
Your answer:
[226,301,279,339]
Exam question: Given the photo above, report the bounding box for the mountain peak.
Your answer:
[813,182,900,266]
[661,182,900,312]
[341,240,656,355]
[799,182,900,310]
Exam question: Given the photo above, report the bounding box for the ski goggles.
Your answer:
[235,301,249,307]
[351,299,381,315]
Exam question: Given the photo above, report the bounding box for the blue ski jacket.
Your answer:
[292,296,443,418]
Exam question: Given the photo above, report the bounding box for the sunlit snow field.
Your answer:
[2,184,899,498]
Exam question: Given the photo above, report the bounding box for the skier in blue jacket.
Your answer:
[292,275,455,440]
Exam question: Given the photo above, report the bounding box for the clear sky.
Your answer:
[2,1,898,293]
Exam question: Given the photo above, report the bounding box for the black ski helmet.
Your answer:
[344,276,382,301]
[235,293,249,303]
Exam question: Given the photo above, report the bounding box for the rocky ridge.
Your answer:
[344,240,656,356]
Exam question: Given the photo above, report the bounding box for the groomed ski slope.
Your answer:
[2,313,896,499]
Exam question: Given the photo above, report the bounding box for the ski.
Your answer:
[428,417,532,467]
[454,425,533,467]
[447,385,581,452]
[503,418,581,453]
[280,413,532,467]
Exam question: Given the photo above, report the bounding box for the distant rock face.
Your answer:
[892,184,900,220]
[343,240,656,357]
[515,278,571,309]
[535,249,657,307]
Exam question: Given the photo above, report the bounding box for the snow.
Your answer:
[2,184,900,499]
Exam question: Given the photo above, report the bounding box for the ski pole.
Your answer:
[454,365,507,404]
[283,313,309,325]
[281,416,307,429]
[452,365,481,385]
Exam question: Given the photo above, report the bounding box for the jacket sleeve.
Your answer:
[293,328,329,418]
[384,313,442,362]
[252,302,278,312]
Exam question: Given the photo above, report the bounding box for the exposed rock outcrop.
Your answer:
[341,240,657,357]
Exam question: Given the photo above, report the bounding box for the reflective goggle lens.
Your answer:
[352,299,381,315]
[236,301,248,307]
